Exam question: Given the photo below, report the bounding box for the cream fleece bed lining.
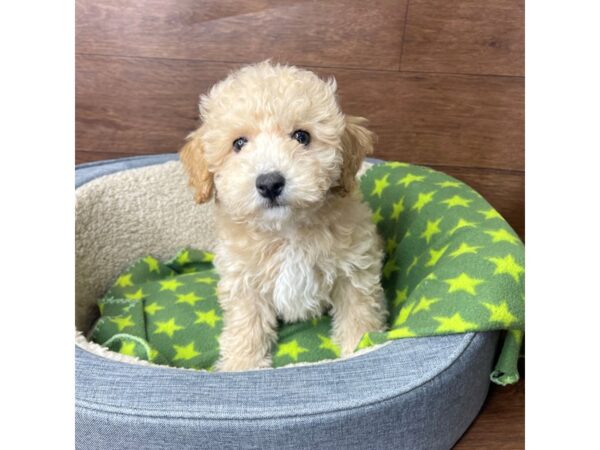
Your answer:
[75,160,381,370]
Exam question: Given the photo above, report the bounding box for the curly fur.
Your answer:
[180,62,387,371]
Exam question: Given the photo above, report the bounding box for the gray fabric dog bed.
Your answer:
[75,153,498,450]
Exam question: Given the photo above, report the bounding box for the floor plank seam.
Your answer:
[75,52,524,80]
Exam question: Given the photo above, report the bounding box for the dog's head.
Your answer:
[180,61,374,229]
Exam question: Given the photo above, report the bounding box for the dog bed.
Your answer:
[76,154,522,450]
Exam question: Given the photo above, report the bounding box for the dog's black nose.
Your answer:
[256,171,286,200]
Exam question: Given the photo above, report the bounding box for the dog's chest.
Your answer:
[271,239,336,322]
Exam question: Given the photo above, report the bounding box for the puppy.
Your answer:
[180,62,387,371]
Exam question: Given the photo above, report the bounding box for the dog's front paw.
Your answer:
[334,322,387,357]
[215,354,272,372]
[336,331,368,357]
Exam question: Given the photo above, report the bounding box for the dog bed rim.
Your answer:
[77,333,492,421]
[75,153,498,449]
[75,154,496,419]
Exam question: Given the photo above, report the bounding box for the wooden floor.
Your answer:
[76,1,524,447]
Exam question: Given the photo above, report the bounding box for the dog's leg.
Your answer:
[215,285,277,372]
[330,276,388,357]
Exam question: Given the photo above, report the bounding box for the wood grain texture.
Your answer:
[76,55,234,156]
[333,71,524,171]
[76,0,406,71]
[401,0,524,76]
[76,56,524,171]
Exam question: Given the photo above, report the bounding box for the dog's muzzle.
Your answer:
[256,171,286,200]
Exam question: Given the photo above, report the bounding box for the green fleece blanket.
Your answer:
[90,162,524,385]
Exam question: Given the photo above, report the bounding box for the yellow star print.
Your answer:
[143,256,160,273]
[371,207,384,225]
[159,279,184,291]
[444,273,484,295]
[406,256,419,274]
[109,315,135,331]
[318,335,341,357]
[412,296,440,314]
[485,228,520,245]
[358,333,374,350]
[119,341,137,356]
[115,274,133,287]
[390,197,405,220]
[173,342,201,361]
[448,218,478,235]
[125,288,144,300]
[194,309,221,327]
[449,242,482,258]
[154,318,184,338]
[487,254,524,283]
[371,173,390,198]
[478,209,503,220]
[440,195,472,208]
[386,238,398,255]
[397,173,425,187]
[276,340,309,361]
[144,302,165,316]
[388,327,416,338]
[176,250,191,265]
[383,258,400,279]
[434,313,477,333]
[393,287,409,307]
[195,277,216,284]
[412,191,437,213]
[394,302,415,326]
[176,292,203,306]
[425,244,449,267]
[202,252,215,262]
[385,162,409,168]
[436,180,462,188]
[481,301,517,327]
[420,218,442,244]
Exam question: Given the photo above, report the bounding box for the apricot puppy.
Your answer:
[180,61,387,371]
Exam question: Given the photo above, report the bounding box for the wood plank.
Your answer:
[401,0,524,76]
[76,55,233,156]
[75,0,406,71]
[333,70,524,171]
[76,55,524,171]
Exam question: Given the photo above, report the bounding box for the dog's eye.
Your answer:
[232,137,248,152]
[291,130,311,146]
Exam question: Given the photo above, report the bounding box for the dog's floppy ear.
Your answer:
[179,131,214,203]
[337,115,375,195]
